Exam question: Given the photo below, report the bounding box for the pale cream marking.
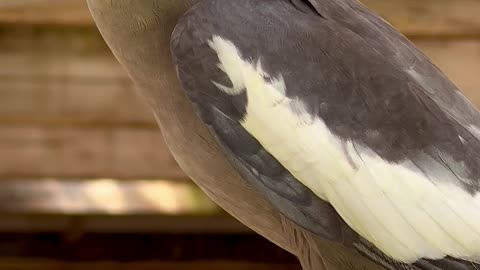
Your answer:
[209,35,480,263]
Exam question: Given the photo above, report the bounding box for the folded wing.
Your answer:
[171,0,480,268]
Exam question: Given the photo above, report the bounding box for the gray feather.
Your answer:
[171,0,480,269]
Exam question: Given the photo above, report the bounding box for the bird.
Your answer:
[87,0,480,269]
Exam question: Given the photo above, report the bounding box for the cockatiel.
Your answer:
[88,0,480,269]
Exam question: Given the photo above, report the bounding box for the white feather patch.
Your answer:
[208,35,480,263]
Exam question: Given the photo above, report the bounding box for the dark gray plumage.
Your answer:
[171,0,480,269]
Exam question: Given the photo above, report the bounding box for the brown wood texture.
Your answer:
[0,1,91,26]
[0,25,186,179]
[362,0,480,37]
[0,127,185,179]
[0,260,300,270]
[0,233,298,264]
[1,4,480,180]
[1,0,480,36]
[416,39,480,107]
[0,214,249,233]
[1,26,480,127]
[1,28,480,179]
[0,25,151,127]
[0,179,219,214]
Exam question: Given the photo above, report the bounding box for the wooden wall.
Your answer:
[1,0,480,181]
[0,0,479,181]
[0,24,183,180]
[0,0,479,232]
[0,0,478,224]
[0,1,478,269]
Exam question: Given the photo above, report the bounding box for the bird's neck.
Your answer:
[88,0,198,124]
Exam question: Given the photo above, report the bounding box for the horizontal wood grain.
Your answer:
[0,0,91,26]
[0,215,250,233]
[0,127,186,179]
[416,39,480,107]
[0,234,296,263]
[1,26,480,179]
[0,25,122,80]
[362,0,480,37]
[0,77,152,127]
[0,178,222,216]
[1,0,480,36]
[0,260,299,270]
[0,25,152,127]
[1,25,480,128]
[0,179,255,233]
[0,179,219,214]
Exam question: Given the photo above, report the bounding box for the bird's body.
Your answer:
[88,0,480,269]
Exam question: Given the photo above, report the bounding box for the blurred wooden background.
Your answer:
[1,0,479,180]
[0,0,479,269]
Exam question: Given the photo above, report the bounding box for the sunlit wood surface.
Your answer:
[0,179,219,214]
[0,179,253,233]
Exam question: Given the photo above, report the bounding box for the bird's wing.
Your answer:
[171,0,480,269]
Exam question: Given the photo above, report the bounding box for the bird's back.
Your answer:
[172,0,480,269]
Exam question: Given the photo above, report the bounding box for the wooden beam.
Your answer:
[0,25,123,80]
[0,234,296,262]
[0,76,152,127]
[0,127,186,180]
[0,260,300,270]
[0,1,91,26]
[0,179,253,233]
[1,25,480,128]
[0,179,219,214]
[0,214,249,233]
[362,0,480,37]
[416,39,480,107]
[1,27,480,180]
[0,24,152,127]
[1,0,480,36]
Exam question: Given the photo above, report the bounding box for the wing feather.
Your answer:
[171,0,480,268]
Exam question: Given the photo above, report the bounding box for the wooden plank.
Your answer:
[0,260,300,270]
[0,179,219,215]
[0,24,153,127]
[0,77,152,127]
[0,127,186,180]
[1,25,480,126]
[0,233,296,262]
[416,39,480,107]
[1,0,480,36]
[0,179,250,233]
[363,0,480,37]
[0,215,249,233]
[0,1,91,26]
[0,25,124,80]
[1,28,480,181]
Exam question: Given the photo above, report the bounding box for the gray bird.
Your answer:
[87,0,480,269]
